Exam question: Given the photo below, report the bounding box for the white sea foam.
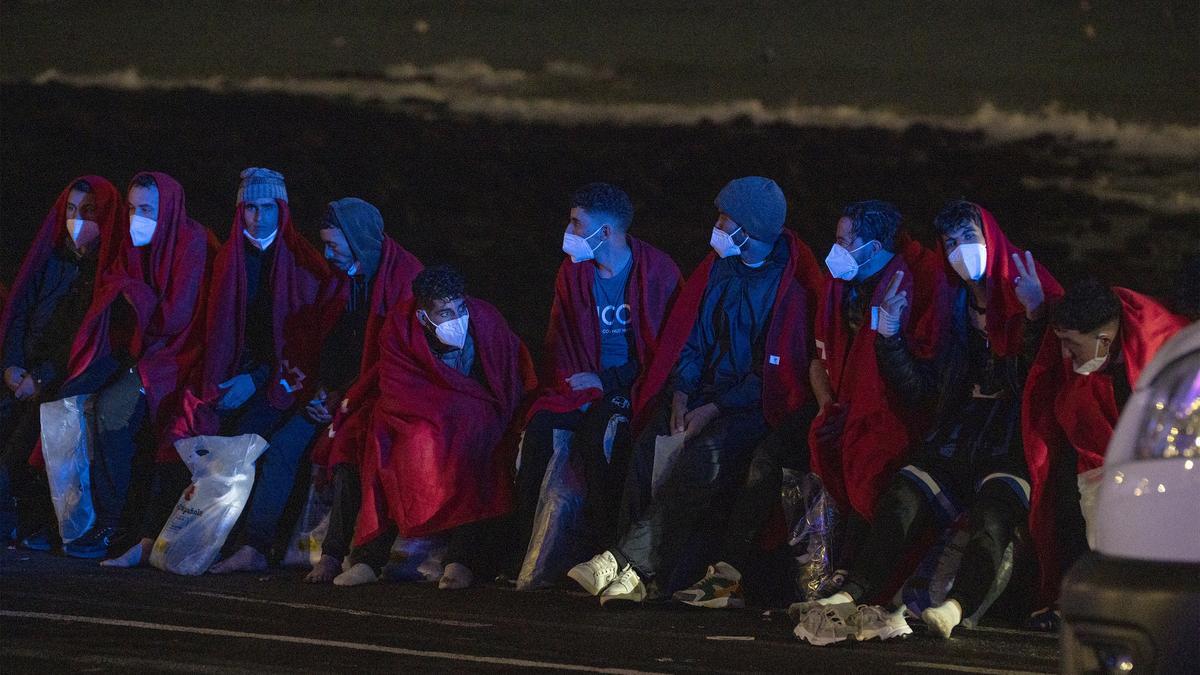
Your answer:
[24,65,1200,162]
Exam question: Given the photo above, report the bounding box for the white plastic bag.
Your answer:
[1077,466,1104,549]
[39,395,95,543]
[517,428,586,590]
[150,434,268,575]
[282,466,333,567]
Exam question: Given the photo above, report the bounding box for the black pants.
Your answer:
[515,391,632,557]
[83,364,147,529]
[841,474,1027,616]
[0,395,54,536]
[137,462,191,540]
[718,404,816,573]
[611,403,769,587]
[229,412,318,555]
[321,463,361,561]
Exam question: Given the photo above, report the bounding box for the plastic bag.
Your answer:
[900,514,1014,627]
[783,471,840,601]
[150,434,268,575]
[517,428,587,590]
[282,466,333,567]
[651,432,685,498]
[38,395,96,543]
[1077,466,1104,549]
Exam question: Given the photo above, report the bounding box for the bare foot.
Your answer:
[100,538,153,568]
[208,545,268,574]
[304,554,343,584]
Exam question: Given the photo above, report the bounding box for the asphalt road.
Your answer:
[1,548,1060,674]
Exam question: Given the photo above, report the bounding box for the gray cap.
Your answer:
[237,167,288,204]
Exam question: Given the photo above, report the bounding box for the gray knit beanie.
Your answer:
[714,176,786,242]
[237,167,288,204]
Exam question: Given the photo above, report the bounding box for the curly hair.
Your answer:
[412,264,467,307]
[1052,278,1121,333]
[570,182,633,231]
[842,200,902,252]
[933,199,982,237]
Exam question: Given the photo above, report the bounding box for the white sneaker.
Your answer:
[438,562,474,590]
[333,562,380,587]
[852,605,912,642]
[792,602,858,646]
[599,566,645,607]
[568,551,621,596]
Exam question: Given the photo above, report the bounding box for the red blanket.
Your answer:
[65,172,216,462]
[526,237,680,419]
[808,235,951,520]
[936,205,1063,357]
[1,176,123,350]
[353,297,536,542]
[311,237,424,468]
[632,229,817,430]
[1024,287,1187,604]
[180,200,344,436]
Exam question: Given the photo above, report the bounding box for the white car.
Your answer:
[1060,320,1200,673]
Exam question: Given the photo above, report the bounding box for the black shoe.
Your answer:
[63,526,120,559]
[20,526,60,552]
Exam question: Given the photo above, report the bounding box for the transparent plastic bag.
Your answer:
[38,395,95,543]
[784,471,840,601]
[282,466,333,567]
[900,514,1014,627]
[150,434,268,575]
[517,428,586,590]
[1077,466,1104,549]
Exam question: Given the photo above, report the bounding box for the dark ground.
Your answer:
[2,82,1197,358]
[1,548,1060,674]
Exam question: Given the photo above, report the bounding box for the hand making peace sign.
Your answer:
[877,270,907,337]
[1010,250,1046,319]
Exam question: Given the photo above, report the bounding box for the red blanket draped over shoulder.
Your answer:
[935,205,1063,358]
[311,237,423,468]
[179,200,345,437]
[632,229,819,430]
[1,175,123,350]
[1024,287,1186,604]
[353,298,536,543]
[808,234,951,520]
[526,236,680,419]
[62,172,216,462]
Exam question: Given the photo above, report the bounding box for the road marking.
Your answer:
[898,662,1051,675]
[1,610,665,674]
[184,590,492,628]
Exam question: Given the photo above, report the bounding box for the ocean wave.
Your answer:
[23,66,1200,161]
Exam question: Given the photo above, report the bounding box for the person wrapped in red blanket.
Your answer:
[793,200,1064,645]
[55,172,215,561]
[1,176,123,545]
[331,265,535,589]
[568,176,817,606]
[291,197,425,583]
[1023,280,1187,622]
[515,183,681,567]
[801,201,951,581]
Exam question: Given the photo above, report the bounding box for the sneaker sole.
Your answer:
[856,625,912,642]
[567,567,612,597]
[678,595,745,609]
[794,631,851,646]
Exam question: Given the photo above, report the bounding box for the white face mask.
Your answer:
[1073,338,1110,375]
[824,241,877,281]
[709,226,745,258]
[242,227,278,251]
[947,242,987,282]
[562,226,605,263]
[421,310,470,349]
[129,213,157,247]
[66,218,99,247]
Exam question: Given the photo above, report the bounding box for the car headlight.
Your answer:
[1133,351,1200,461]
